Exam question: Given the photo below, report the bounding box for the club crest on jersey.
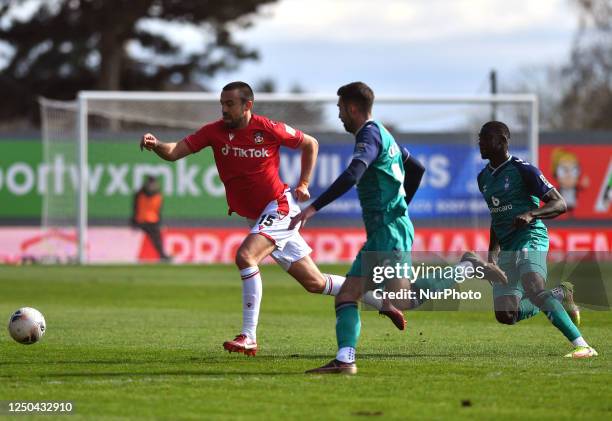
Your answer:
[228,133,235,141]
[254,132,264,144]
[504,176,510,190]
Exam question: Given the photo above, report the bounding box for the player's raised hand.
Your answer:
[140,133,158,151]
[293,183,311,202]
[289,205,316,230]
[512,211,534,228]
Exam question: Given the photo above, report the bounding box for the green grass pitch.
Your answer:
[0,264,610,420]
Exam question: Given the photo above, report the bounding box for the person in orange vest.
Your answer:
[131,176,170,262]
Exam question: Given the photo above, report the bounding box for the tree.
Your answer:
[500,65,566,130]
[0,0,277,121]
[254,77,277,93]
[558,0,612,129]
[499,0,612,130]
[252,77,325,132]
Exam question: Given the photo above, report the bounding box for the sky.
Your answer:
[205,0,578,95]
[0,0,580,130]
[0,0,579,96]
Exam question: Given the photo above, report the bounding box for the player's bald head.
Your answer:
[478,121,510,160]
[337,82,374,115]
[223,81,254,104]
[479,121,510,145]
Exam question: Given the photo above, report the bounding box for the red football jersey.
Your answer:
[183,114,304,219]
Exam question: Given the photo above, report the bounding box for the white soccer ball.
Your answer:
[7,307,46,345]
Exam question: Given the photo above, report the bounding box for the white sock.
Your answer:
[336,347,356,363]
[322,274,345,296]
[361,290,383,310]
[571,336,589,347]
[240,266,262,341]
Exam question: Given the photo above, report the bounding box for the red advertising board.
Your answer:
[149,227,612,264]
[2,227,611,264]
[540,145,612,219]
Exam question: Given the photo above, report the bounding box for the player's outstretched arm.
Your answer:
[534,188,567,218]
[140,133,192,162]
[513,188,567,228]
[294,134,319,202]
[289,159,367,230]
[401,148,425,206]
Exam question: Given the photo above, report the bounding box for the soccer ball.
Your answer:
[7,307,46,345]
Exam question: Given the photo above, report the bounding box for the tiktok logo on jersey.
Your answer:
[222,146,270,158]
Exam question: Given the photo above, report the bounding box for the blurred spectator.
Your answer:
[131,176,170,262]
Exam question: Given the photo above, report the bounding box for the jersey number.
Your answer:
[258,214,275,227]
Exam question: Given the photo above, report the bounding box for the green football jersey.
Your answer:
[477,156,555,247]
[353,121,407,233]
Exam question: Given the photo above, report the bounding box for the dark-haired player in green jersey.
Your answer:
[477,121,597,358]
[290,83,507,374]
[290,82,421,374]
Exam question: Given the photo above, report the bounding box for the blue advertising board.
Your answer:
[279,144,528,219]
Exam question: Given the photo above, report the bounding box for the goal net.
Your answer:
[39,92,538,264]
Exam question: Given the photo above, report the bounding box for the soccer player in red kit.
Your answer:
[140,82,405,356]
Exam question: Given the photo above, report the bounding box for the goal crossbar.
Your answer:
[74,91,539,264]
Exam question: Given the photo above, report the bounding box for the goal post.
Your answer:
[40,91,538,264]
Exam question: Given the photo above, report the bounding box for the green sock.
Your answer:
[410,275,456,308]
[335,302,361,349]
[541,296,581,342]
[517,298,540,322]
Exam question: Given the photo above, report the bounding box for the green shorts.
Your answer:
[347,215,414,278]
[494,230,549,299]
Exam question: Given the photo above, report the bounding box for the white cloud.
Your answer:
[237,0,576,43]
[204,0,578,94]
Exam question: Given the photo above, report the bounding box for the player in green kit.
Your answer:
[289,82,420,374]
[477,121,598,358]
[289,82,506,374]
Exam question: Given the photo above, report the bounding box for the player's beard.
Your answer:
[343,121,352,133]
[341,117,355,134]
[223,115,239,129]
[223,113,248,129]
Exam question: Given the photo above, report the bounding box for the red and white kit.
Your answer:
[183,114,312,268]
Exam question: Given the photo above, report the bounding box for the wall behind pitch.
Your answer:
[1,138,609,223]
[1,226,610,264]
[0,139,526,222]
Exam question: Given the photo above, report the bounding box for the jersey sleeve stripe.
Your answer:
[291,131,304,149]
[183,136,198,153]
